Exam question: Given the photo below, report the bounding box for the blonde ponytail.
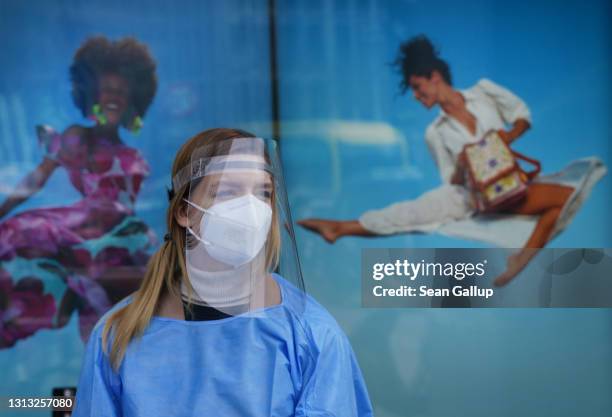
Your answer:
[102,227,186,371]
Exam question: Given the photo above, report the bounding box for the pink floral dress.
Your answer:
[0,126,155,346]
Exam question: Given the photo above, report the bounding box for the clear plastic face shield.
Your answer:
[172,137,305,317]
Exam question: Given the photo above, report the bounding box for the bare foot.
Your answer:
[297,219,342,244]
[494,249,538,287]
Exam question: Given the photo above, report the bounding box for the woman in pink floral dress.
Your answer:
[0,36,157,346]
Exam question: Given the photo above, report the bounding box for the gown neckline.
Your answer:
[151,273,287,326]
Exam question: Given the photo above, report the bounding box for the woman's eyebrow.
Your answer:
[216,181,242,188]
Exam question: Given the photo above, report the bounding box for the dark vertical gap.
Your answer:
[267,0,306,296]
[268,0,281,144]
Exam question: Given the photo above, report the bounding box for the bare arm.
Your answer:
[0,125,86,219]
[0,156,59,219]
[498,118,531,145]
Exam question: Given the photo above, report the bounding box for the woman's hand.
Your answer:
[498,118,531,145]
[497,129,512,144]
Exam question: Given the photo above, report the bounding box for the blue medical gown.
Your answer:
[72,274,373,416]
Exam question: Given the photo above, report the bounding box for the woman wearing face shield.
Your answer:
[71,128,374,417]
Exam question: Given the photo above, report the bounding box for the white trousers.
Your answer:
[359,184,475,235]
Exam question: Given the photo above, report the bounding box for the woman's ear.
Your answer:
[174,200,190,228]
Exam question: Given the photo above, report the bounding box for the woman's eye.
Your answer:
[256,190,272,200]
[215,189,241,198]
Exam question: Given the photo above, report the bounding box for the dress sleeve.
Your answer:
[71,325,122,417]
[295,327,373,417]
[425,126,455,184]
[37,124,84,165]
[477,78,532,124]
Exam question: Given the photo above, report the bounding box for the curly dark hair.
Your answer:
[393,35,452,95]
[70,36,158,127]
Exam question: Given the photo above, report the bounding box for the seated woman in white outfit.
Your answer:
[298,35,574,286]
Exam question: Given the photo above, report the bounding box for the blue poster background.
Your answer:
[1,1,611,416]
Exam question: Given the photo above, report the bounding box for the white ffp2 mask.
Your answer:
[185,194,272,268]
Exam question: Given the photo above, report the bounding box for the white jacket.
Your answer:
[425,78,532,184]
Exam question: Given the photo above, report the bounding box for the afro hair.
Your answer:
[70,36,157,127]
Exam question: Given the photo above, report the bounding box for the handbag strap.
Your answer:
[511,150,541,180]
